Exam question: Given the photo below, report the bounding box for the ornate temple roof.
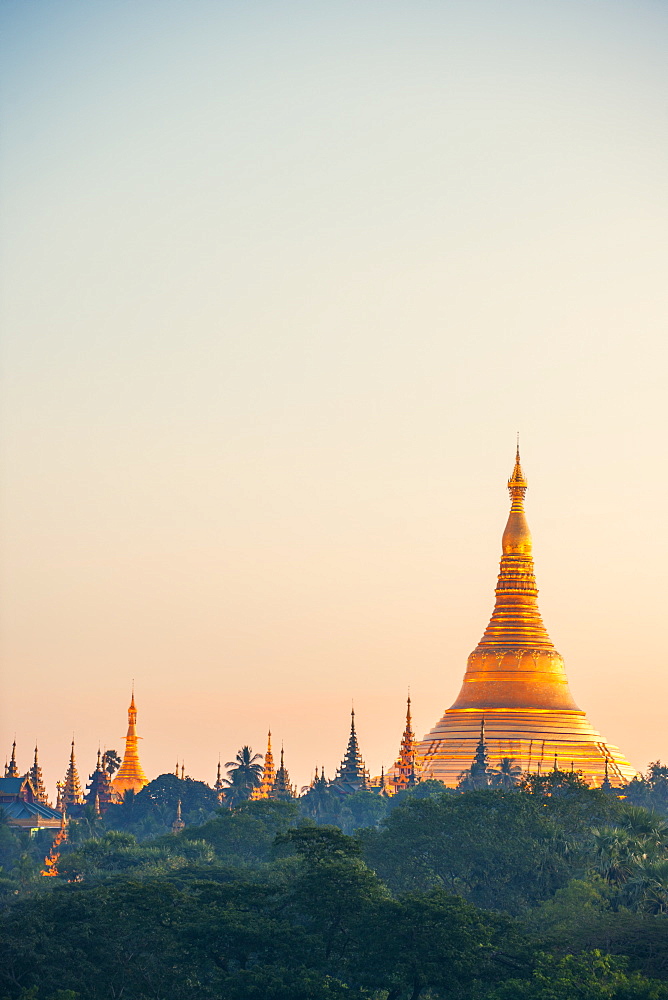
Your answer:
[61,741,84,809]
[0,775,62,829]
[86,750,119,811]
[29,745,50,806]
[331,709,369,793]
[271,746,294,799]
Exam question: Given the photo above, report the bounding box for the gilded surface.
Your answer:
[112,692,149,796]
[415,448,636,787]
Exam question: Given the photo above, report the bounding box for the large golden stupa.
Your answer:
[416,448,637,788]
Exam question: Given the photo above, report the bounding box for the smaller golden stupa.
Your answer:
[112,689,149,797]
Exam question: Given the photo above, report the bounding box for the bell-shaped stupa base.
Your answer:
[416,708,637,787]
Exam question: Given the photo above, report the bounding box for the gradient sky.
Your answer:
[1,1,667,797]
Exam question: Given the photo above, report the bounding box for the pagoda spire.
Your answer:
[172,799,185,833]
[252,730,276,800]
[29,745,50,805]
[86,749,118,812]
[271,745,294,799]
[464,718,492,789]
[389,694,419,793]
[112,688,149,798]
[6,741,19,779]
[332,708,368,793]
[61,740,84,809]
[214,758,224,801]
[451,445,579,711]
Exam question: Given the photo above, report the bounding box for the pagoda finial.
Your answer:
[508,439,528,506]
[172,798,185,833]
[332,707,368,792]
[6,740,19,779]
[468,717,491,786]
[29,744,50,805]
[61,739,84,809]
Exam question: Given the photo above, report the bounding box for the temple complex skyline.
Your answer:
[2,4,666,794]
[3,448,644,798]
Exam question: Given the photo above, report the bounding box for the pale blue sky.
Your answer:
[1,2,667,790]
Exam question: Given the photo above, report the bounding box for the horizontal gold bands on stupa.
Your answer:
[414,707,637,787]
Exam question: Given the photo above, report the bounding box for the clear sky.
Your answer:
[1,1,667,796]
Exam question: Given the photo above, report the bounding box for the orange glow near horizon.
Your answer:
[1,2,667,794]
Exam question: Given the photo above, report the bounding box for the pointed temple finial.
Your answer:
[61,740,84,809]
[507,439,528,509]
[331,707,369,793]
[85,746,119,813]
[172,798,185,833]
[270,744,294,799]
[388,692,419,794]
[251,730,276,800]
[29,744,50,805]
[6,740,19,779]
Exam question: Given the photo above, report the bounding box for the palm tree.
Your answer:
[223,746,263,806]
[627,858,668,914]
[491,758,523,789]
[591,826,642,885]
[618,807,668,856]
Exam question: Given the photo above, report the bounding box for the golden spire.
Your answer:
[29,744,50,805]
[252,729,276,799]
[112,688,149,797]
[451,445,579,711]
[388,694,419,794]
[61,740,84,809]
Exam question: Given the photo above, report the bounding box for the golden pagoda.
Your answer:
[112,689,149,797]
[388,696,419,794]
[29,745,50,806]
[415,447,637,788]
[61,741,84,809]
[251,730,276,800]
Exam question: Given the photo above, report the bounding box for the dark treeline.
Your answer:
[1,767,668,999]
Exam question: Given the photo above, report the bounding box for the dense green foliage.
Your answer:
[2,773,668,1000]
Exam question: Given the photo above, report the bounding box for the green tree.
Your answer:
[102,750,121,776]
[487,950,668,1000]
[492,757,524,789]
[224,747,263,805]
